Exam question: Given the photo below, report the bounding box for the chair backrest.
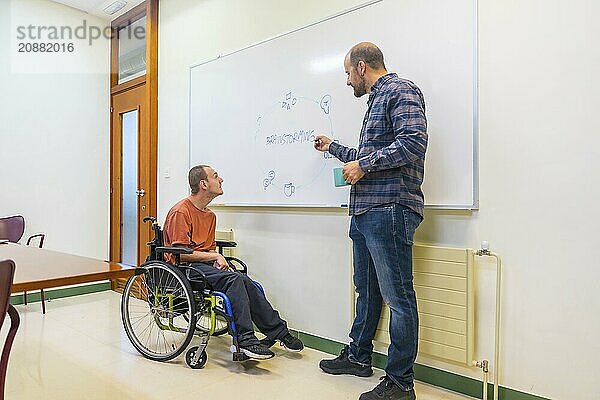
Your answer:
[0,259,19,400]
[26,234,45,249]
[0,260,16,332]
[0,216,24,243]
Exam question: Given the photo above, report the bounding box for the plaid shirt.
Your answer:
[329,73,428,216]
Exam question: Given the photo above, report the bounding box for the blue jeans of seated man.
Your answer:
[348,203,422,391]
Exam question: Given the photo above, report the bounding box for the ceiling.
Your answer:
[49,0,145,21]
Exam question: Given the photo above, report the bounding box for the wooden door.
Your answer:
[110,83,152,266]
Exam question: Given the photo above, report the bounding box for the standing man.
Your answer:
[315,42,427,400]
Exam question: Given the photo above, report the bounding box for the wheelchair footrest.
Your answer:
[232,352,251,362]
[230,345,250,362]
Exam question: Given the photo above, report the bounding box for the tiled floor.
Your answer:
[4,291,474,400]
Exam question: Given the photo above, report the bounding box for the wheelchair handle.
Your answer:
[225,256,248,274]
[143,216,156,224]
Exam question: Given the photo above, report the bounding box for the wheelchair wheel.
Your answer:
[121,261,197,362]
[185,346,207,369]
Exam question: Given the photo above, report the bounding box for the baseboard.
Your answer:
[290,330,550,400]
[10,282,111,306]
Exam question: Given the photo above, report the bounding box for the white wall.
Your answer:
[0,0,110,259]
[158,1,600,399]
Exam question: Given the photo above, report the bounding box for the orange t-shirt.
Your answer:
[162,198,217,263]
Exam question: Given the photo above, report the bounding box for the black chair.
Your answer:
[0,215,47,313]
[0,259,20,400]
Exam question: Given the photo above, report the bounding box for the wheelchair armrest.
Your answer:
[156,246,193,255]
[216,240,237,248]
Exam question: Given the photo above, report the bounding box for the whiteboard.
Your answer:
[189,0,477,208]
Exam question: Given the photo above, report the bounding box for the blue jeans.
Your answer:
[348,203,422,390]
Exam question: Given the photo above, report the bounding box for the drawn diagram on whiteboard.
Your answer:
[320,94,331,114]
[254,91,337,199]
[263,170,275,190]
[283,183,295,197]
[282,92,297,110]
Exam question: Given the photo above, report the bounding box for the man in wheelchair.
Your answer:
[162,165,304,360]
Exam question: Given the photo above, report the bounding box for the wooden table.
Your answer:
[0,242,134,293]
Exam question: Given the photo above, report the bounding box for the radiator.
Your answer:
[361,243,475,366]
[215,229,236,257]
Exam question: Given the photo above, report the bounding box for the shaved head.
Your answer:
[347,42,386,71]
[189,165,209,194]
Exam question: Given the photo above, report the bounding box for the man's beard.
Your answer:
[353,79,367,97]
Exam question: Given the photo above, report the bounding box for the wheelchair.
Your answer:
[120,216,259,368]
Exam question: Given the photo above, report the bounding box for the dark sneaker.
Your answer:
[319,345,373,377]
[260,333,304,352]
[239,343,275,360]
[359,376,416,400]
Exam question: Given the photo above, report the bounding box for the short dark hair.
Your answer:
[348,42,386,70]
[189,165,209,194]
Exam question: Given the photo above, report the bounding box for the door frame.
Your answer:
[109,0,158,265]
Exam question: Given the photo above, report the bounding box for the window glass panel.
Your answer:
[121,110,138,266]
[118,16,146,83]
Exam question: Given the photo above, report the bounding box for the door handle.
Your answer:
[136,189,145,197]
